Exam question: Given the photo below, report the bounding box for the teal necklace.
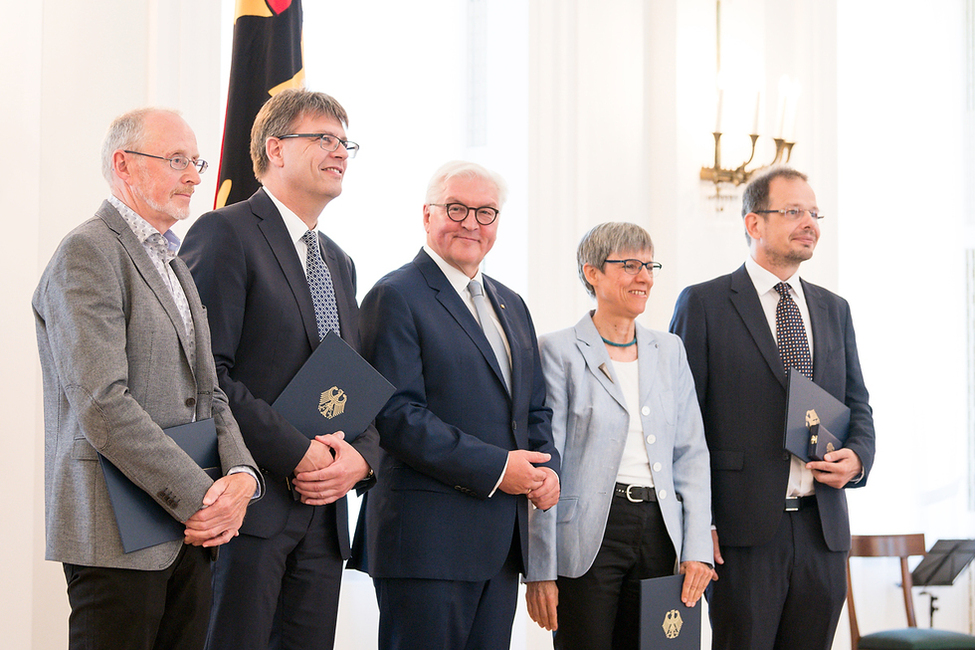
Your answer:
[601,335,637,348]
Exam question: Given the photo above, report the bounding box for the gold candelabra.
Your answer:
[700,132,795,187]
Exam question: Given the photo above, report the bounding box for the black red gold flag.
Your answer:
[215,0,304,209]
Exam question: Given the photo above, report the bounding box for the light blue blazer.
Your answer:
[526,314,712,581]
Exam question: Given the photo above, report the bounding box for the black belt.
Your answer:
[785,495,817,512]
[614,483,656,503]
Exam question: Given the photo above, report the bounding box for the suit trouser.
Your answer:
[710,498,847,650]
[63,543,212,650]
[554,495,677,650]
[374,533,522,650]
[206,503,342,650]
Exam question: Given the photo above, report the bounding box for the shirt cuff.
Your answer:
[228,466,263,499]
[488,456,510,498]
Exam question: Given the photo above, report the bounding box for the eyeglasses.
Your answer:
[124,150,208,174]
[754,208,823,221]
[604,259,662,276]
[276,133,359,158]
[429,203,500,226]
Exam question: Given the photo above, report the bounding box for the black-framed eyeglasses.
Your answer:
[124,150,208,173]
[604,259,662,276]
[276,133,359,158]
[754,208,823,221]
[429,203,500,226]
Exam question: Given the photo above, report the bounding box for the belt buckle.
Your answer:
[785,497,800,512]
[625,485,642,503]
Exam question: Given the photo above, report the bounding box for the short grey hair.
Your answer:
[101,108,180,184]
[577,222,655,298]
[741,166,809,244]
[424,160,508,207]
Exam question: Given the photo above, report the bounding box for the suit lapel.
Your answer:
[574,315,627,411]
[415,251,510,398]
[801,279,830,382]
[97,203,196,372]
[483,276,519,397]
[729,264,788,388]
[251,191,320,350]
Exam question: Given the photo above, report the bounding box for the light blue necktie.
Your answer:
[302,230,341,340]
[468,279,511,392]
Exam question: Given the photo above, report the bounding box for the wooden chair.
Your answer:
[847,534,975,649]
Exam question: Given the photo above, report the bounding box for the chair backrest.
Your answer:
[846,533,927,649]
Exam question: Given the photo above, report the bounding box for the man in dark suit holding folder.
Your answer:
[357,161,560,650]
[669,167,876,650]
[34,108,260,650]
[180,89,380,650]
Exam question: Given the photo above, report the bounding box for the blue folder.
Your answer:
[640,574,702,650]
[272,330,395,443]
[98,418,220,553]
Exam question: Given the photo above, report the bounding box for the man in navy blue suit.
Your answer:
[670,167,875,650]
[356,161,560,650]
[180,89,380,650]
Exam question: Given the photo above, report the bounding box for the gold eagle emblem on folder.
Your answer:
[318,387,347,420]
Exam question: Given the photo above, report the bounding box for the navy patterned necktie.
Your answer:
[468,279,511,393]
[301,230,340,340]
[774,282,812,379]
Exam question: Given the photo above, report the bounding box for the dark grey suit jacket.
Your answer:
[180,188,380,555]
[670,264,875,552]
[33,201,258,570]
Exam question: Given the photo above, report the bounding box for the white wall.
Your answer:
[5,0,974,648]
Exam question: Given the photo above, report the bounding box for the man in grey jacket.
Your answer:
[33,108,261,650]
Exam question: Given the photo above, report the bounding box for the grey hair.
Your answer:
[741,166,809,244]
[101,108,180,184]
[424,160,508,208]
[251,89,349,180]
[577,222,655,298]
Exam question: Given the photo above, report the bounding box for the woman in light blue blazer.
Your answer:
[525,223,713,649]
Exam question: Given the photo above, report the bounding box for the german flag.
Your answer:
[215,0,304,209]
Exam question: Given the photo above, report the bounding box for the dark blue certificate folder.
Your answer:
[98,418,220,554]
[272,330,395,443]
[640,574,702,650]
[784,368,850,462]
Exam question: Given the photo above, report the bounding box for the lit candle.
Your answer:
[752,91,762,135]
[775,75,789,138]
[715,89,724,134]
[785,81,801,142]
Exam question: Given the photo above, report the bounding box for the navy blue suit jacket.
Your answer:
[355,249,558,581]
[669,264,875,552]
[179,189,380,555]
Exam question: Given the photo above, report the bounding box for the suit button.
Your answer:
[657,489,667,500]
[641,406,650,416]
[185,397,196,407]
[653,462,662,472]
[512,421,518,430]
[646,435,656,445]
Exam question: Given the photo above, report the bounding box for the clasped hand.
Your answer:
[183,472,257,548]
[291,432,371,505]
[498,449,559,510]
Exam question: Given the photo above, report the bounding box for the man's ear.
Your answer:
[744,212,764,243]
[265,137,284,169]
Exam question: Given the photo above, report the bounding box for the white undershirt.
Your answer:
[744,256,815,497]
[613,359,654,486]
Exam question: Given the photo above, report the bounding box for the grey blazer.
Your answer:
[526,314,711,581]
[33,201,259,571]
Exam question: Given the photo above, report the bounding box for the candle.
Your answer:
[752,91,762,135]
[785,81,801,142]
[715,89,724,134]
[775,75,789,138]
